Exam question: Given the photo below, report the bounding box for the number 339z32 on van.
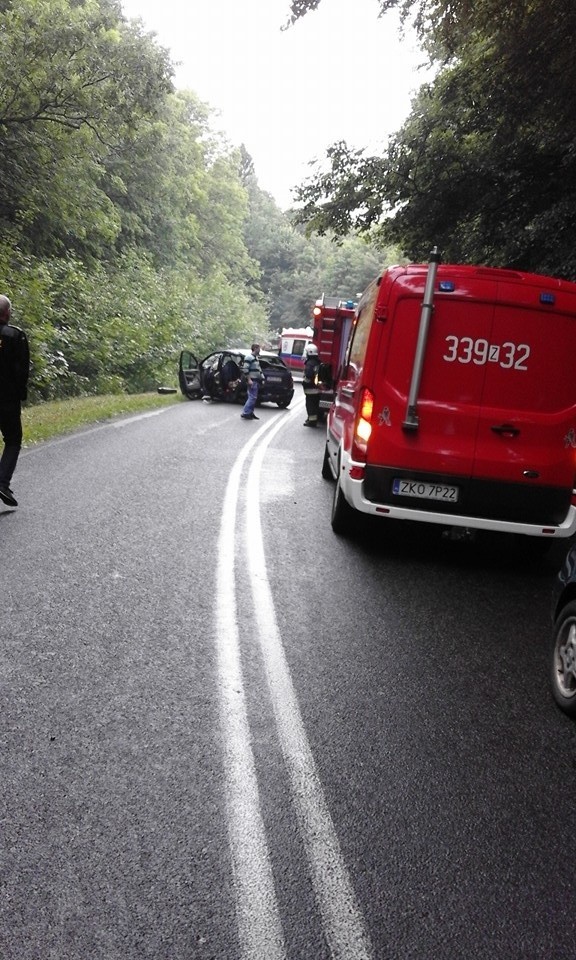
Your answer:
[443,336,530,370]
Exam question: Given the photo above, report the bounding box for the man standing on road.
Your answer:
[302,343,321,427]
[0,295,30,507]
[240,343,262,421]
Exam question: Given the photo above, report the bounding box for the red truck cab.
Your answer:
[311,296,357,415]
[323,252,576,542]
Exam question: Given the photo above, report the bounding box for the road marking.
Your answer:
[22,405,176,451]
[111,408,171,427]
[215,414,288,960]
[244,412,374,960]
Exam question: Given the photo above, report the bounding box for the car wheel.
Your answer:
[276,400,290,408]
[551,600,576,717]
[321,443,333,480]
[331,462,356,535]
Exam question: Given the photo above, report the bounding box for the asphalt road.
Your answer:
[2,394,576,960]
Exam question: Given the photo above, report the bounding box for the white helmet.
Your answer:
[306,343,319,356]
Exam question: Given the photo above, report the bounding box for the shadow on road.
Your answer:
[346,512,571,579]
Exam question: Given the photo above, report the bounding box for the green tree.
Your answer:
[109,91,259,287]
[241,150,394,331]
[0,0,173,260]
[0,1,268,400]
[293,0,576,277]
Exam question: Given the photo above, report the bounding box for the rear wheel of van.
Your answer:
[331,464,356,535]
[321,444,333,480]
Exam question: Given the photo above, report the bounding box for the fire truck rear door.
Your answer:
[473,277,576,490]
[368,273,498,479]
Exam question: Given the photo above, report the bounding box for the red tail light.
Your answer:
[351,387,374,462]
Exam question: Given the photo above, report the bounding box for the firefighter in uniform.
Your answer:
[302,343,321,427]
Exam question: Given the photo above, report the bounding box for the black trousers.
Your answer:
[304,390,320,421]
[0,399,23,486]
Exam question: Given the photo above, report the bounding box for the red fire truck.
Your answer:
[310,295,357,415]
[322,249,576,545]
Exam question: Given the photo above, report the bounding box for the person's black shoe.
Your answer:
[0,485,18,506]
[241,413,259,420]
[303,420,317,428]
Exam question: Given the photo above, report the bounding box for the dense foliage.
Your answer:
[291,0,576,279]
[240,148,399,330]
[0,0,387,403]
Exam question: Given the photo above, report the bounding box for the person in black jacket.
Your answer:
[0,295,30,506]
[240,343,262,420]
[302,343,321,427]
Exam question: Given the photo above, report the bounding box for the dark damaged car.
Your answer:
[178,348,294,408]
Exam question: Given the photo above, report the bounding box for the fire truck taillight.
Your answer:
[352,388,374,462]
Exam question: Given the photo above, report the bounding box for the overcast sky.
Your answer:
[120,0,430,210]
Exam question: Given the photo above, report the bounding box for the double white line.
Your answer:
[215,405,373,959]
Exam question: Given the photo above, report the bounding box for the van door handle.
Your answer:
[491,423,520,437]
[341,386,355,397]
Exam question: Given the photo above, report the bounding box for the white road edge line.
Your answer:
[215,412,288,960]
[21,404,176,451]
[245,412,374,960]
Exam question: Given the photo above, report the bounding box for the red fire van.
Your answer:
[322,250,576,541]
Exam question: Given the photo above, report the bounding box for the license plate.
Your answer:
[266,376,282,383]
[392,478,459,503]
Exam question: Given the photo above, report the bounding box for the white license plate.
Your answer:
[266,376,282,383]
[392,478,459,503]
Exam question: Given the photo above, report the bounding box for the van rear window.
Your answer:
[348,281,378,366]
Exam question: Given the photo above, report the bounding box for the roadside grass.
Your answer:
[22,391,183,445]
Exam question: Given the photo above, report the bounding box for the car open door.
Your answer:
[179,350,201,399]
